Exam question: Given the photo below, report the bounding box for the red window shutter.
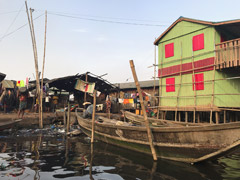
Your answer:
[193,73,204,90]
[166,77,175,92]
[165,43,174,58]
[192,33,204,51]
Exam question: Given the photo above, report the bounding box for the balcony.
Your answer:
[215,38,240,69]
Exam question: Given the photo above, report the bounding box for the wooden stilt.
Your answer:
[215,112,219,124]
[224,110,226,123]
[91,90,97,143]
[185,111,188,123]
[178,111,181,122]
[197,112,200,123]
[130,60,157,161]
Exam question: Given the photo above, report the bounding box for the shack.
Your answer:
[109,80,159,114]
[47,72,116,111]
[154,16,240,123]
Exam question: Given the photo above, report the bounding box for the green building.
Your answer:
[154,17,240,123]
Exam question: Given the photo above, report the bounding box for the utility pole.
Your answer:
[40,11,47,129]
[25,1,41,127]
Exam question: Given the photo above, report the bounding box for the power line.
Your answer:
[0,10,25,15]
[0,4,24,42]
[35,9,167,23]
[48,12,167,27]
[0,14,44,41]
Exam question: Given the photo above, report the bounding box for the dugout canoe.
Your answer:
[0,118,22,131]
[76,111,240,164]
[123,111,206,126]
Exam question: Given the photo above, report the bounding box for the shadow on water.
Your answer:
[0,128,239,179]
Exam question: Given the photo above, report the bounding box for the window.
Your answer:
[165,43,174,58]
[192,33,204,51]
[193,73,204,90]
[166,77,175,92]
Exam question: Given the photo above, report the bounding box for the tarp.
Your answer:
[75,79,95,94]
[1,80,14,89]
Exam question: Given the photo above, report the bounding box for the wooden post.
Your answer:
[157,43,164,119]
[63,109,66,126]
[91,90,97,143]
[210,32,217,124]
[185,111,188,123]
[84,73,88,108]
[215,112,219,124]
[175,42,183,121]
[25,1,41,125]
[197,112,200,123]
[224,110,226,123]
[191,50,196,123]
[130,60,157,161]
[67,102,70,133]
[39,10,47,129]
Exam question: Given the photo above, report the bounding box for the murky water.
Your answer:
[0,127,239,180]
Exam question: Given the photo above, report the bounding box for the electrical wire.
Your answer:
[48,12,166,27]
[35,9,167,23]
[0,14,44,41]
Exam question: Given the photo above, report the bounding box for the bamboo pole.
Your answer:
[153,38,157,107]
[91,90,97,143]
[25,2,41,125]
[175,42,183,121]
[130,60,157,161]
[191,50,196,123]
[84,73,88,108]
[157,43,163,119]
[39,10,47,129]
[67,102,70,133]
[210,32,217,124]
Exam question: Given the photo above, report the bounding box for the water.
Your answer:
[0,127,239,180]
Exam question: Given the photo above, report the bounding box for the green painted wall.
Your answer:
[157,20,240,108]
[160,71,213,107]
[214,71,240,107]
[158,21,215,69]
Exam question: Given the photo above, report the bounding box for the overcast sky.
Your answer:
[1,0,240,83]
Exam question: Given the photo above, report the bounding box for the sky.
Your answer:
[1,0,240,84]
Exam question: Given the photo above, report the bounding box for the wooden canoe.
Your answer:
[76,111,240,164]
[0,118,22,131]
[123,111,206,126]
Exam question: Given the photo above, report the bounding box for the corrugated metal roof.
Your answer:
[115,80,159,90]
[1,80,14,89]
[0,72,6,82]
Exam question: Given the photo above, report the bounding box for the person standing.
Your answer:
[52,92,59,112]
[45,93,51,112]
[18,90,29,119]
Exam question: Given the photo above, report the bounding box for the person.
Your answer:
[45,93,51,112]
[2,90,14,113]
[83,102,93,118]
[52,92,59,112]
[34,97,39,113]
[18,90,29,119]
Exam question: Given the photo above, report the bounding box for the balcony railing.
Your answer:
[215,38,240,69]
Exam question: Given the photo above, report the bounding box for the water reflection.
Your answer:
[0,128,239,179]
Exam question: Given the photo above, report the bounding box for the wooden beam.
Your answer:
[130,60,157,161]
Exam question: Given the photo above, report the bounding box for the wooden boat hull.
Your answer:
[0,119,22,131]
[76,112,240,163]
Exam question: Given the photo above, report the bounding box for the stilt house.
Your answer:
[154,17,240,123]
